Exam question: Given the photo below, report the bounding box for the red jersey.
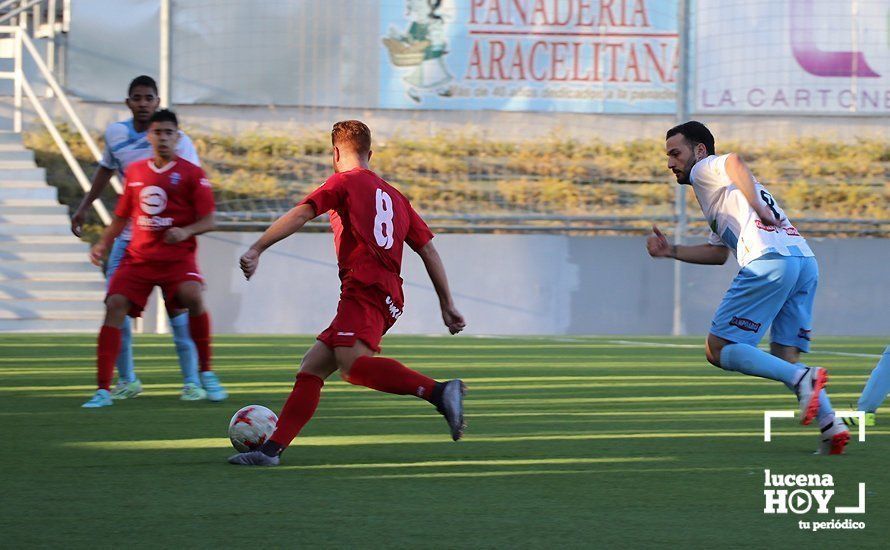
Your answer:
[114,157,215,263]
[299,168,433,292]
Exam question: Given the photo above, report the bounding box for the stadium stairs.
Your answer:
[0,131,104,332]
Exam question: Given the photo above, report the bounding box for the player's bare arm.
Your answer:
[164,213,216,244]
[89,215,128,266]
[724,153,782,225]
[71,166,116,237]
[239,203,316,279]
[646,225,729,265]
[416,241,466,335]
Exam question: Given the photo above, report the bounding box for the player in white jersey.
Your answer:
[646,121,849,454]
[70,75,226,403]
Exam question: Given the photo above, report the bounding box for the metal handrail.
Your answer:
[0,18,117,224]
[19,31,122,194]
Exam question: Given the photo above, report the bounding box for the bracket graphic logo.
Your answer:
[790,0,879,77]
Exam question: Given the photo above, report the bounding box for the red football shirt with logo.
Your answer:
[299,167,433,294]
[115,157,215,263]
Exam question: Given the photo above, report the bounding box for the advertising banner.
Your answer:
[694,0,890,114]
[379,0,679,113]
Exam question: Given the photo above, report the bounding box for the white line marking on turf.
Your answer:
[810,351,882,359]
[763,410,795,441]
[608,339,699,349]
[607,339,881,358]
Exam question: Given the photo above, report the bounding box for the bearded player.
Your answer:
[230,120,466,466]
[82,109,218,408]
[646,121,849,455]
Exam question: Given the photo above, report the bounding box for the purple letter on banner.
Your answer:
[790,0,879,77]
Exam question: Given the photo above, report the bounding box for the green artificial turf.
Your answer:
[1,334,887,548]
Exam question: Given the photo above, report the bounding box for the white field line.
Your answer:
[606,339,881,359]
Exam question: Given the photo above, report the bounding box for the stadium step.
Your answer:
[0,260,99,273]
[0,204,68,215]
[0,279,105,298]
[0,300,105,320]
[0,149,35,162]
[0,213,72,224]
[0,167,46,183]
[0,271,101,282]
[0,250,90,262]
[0,131,108,331]
[0,224,72,235]
[0,186,58,200]
[0,318,102,332]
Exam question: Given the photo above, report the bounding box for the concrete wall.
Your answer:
[188,233,890,337]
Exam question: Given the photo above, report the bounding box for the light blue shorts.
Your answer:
[710,253,818,352]
[106,236,130,287]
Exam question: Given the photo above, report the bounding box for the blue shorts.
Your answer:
[710,253,818,352]
[106,236,130,287]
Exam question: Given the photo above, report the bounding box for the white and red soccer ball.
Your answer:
[228,405,278,452]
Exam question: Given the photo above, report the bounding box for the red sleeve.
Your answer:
[298,174,346,216]
[192,167,215,218]
[114,167,135,219]
[405,201,434,252]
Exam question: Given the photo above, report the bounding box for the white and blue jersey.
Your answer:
[100,118,200,242]
[691,154,817,351]
[690,154,813,268]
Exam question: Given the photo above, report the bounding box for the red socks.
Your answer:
[96,325,121,390]
[261,357,438,456]
[189,312,212,372]
[344,356,437,400]
[268,372,325,450]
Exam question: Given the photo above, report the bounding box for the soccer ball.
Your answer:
[228,405,278,452]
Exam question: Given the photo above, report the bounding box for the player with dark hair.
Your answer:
[230,119,466,466]
[72,76,226,403]
[646,120,849,454]
[82,109,219,408]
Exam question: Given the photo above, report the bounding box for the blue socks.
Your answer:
[115,316,136,383]
[720,343,837,426]
[170,312,200,386]
[719,343,806,386]
[112,313,199,386]
[857,346,890,413]
[816,391,836,427]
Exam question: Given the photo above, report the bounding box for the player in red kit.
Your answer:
[230,120,466,466]
[82,109,220,408]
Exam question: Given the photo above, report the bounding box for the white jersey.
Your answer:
[99,118,200,240]
[689,154,814,267]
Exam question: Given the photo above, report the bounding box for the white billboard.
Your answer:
[693,0,890,114]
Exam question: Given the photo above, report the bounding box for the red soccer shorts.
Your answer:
[106,256,204,317]
[317,284,403,353]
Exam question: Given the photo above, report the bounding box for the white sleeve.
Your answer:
[690,154,730,192]
[707,230,727,247]
[98,124,124,171]
[176,132,201,166]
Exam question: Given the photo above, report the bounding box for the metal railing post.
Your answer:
[13,27,22,132]
[159,0,171,107]
[672,0,692,337]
